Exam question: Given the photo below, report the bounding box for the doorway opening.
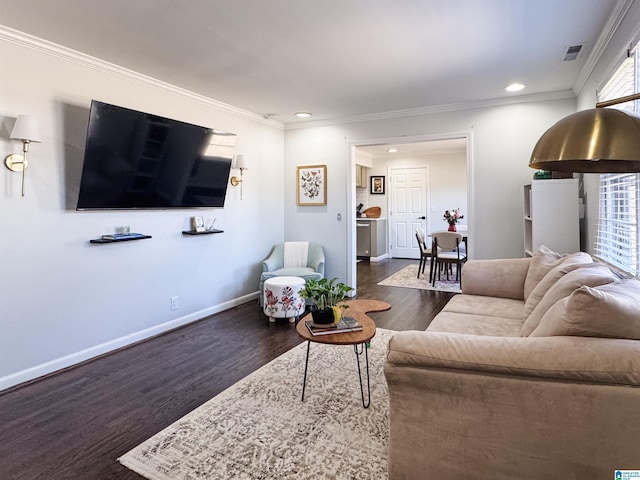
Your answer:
[348,133,472,295]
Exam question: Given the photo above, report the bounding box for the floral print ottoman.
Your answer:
[263,276,306,323]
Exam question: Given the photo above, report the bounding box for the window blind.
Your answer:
[598,55,636,113]
[595,44,640,276]
[595,174,639,275]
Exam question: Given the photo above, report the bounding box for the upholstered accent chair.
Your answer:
[259,242,325,305]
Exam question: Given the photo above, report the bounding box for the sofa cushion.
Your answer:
[530,279,640,340]
[427,311,524,336]
[520,263,616,336]
[443,294,524,320]
[522,252,592,323]
[461,258,530,300]
[386,331,640,384]
[523,245,564,300]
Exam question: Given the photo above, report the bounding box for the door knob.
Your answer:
[417,216,426,220]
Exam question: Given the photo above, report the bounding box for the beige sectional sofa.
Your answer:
[384,247,640,479]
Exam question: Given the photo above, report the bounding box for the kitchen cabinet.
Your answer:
[356,165,368,188]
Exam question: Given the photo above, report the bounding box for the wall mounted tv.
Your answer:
[76,100,236,210]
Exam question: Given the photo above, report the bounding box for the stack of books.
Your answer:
[101,232,147,240]
[305,316,363,336]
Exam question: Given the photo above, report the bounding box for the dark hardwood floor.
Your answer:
[0,258,454,480]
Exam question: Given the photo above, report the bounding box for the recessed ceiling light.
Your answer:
[295,112,312,118]
[505,82,526,93]
[387,148,398,153]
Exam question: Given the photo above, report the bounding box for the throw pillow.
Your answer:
[523,245,564,300]
[530,279,640,340]
[520,262,615,336]
[521,251,592,326]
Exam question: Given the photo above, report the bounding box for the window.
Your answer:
[595,43,640,277]
[597,174,639,274]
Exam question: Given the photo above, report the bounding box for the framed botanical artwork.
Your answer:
[370,175,385,195]
[296,165,327,206]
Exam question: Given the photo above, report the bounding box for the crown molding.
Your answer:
[573,0,635,95]
[285,90,576,130]
[0,26,284,130]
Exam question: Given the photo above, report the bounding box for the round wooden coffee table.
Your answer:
[296,299,391,408]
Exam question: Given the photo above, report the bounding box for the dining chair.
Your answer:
[431,231,467,287]
[415,227,433,280]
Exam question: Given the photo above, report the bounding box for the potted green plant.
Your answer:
[299,277,354,325]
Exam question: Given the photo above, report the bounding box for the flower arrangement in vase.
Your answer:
[443,208,464,232]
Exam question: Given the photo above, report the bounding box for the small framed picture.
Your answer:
[297,165,327,206]
[370,176,385,195]
[191,216,205,232]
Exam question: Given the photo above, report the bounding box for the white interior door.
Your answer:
[389,167,428,259]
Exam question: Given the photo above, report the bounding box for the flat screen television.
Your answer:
[76,100,236,209]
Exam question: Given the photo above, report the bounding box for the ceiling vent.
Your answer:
[563,44,583,61]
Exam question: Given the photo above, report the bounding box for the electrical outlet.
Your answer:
[170,296,179,311]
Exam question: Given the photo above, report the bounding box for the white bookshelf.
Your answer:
[523,178,579,256]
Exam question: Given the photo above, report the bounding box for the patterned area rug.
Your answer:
[119,328,396,480]
[378,264,462,293]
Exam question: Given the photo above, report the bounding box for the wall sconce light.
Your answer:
[5,115,42,196]
[230,154,249,199]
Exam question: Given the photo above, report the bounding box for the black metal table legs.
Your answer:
[300,341,371,408]
[354,342,371,408]
[301,340,311,402]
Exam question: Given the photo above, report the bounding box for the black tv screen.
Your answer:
[76,100,236,209]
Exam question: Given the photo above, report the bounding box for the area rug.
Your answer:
[378,264,462,293]
[118,328,396,480]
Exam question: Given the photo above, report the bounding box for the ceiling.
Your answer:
[0,0,623,125]
[358,138,468,159]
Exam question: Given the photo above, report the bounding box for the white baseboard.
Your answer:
[0,292,259,393]
[370,253,389,262]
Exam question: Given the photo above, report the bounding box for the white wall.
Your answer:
[283,125,351,281]
[285,98,577,289]
[427,153,468,232]
[0,31,285,390]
